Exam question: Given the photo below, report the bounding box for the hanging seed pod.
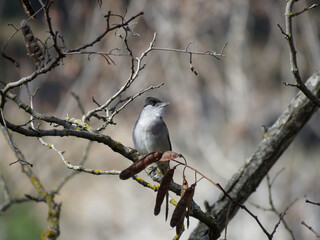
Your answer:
[154,168,175,217]
[20,20,44,68]
[20,0,36,19]
[170,183,195,228]
[119,152,163,180]
[170,198,187,228]
[176,215,185,235]
[165,189,169,221]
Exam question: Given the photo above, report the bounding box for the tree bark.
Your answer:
[190,71,320,240]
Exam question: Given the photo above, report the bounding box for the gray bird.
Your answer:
[132,97,172,174]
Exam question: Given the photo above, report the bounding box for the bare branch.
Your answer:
[0,111,33,166]
[54,142,92,193]
[0,126,61,238]
[278,0,320,107]
[3,91,72,128]
[190,72,320,239]
[43,0,64,58]
[0,56,60,107]
[82,33,157,122]
[306,199,320,206]
[301,221,320,238]
[152,42,227,60]
[67,11,144,53]
[97,82,165,131]
[0,195,45,214]
[1,118,137,161]
[291,3,319,17]
[71,91,86,115]
[270,212,286,239]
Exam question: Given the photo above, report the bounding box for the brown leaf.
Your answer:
[119,152,163,180]
[159,151,182,162]
[154,168,175,216]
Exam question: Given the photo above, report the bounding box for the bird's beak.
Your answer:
[160,102,170,108]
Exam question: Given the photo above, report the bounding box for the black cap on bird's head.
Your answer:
[144,97,169,107]
[145,97,161,106]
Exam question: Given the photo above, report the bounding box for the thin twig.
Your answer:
[291,4,319,17]
[0,174,10,203]
[306,199,320,206]
[53,142,92,194]
[172,158,285,239]
[68,12,144,53]
[0,110,33,166]
[97,82,165,131]
[82,33,157,122]
[270,212,286,239]
[71,91,86,115]
[152,42,227,60]
[301,221,320,238]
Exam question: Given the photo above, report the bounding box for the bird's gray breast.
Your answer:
[133,117,171,154]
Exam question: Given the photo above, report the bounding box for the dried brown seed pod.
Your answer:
[154,168,175,217]
[170,184,195,228]
[20,20,44,68]
[165,189,169,221]
[176,215,185,235]
[119,152,163,180]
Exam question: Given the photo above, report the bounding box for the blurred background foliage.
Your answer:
[0,0,320,239]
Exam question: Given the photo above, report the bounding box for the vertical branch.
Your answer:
[43,0,64,58]
[0,109,33,166]
[279,0,320,107]
[0,126,61,240]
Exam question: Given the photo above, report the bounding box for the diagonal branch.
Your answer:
[0,118,137,161]
[190,71,320,240]
[82,33,157,122]
[67,11,144,53]
[0,56,60,108]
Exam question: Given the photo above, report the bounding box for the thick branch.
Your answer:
[190,71,320,240]
[0,118,137,161]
